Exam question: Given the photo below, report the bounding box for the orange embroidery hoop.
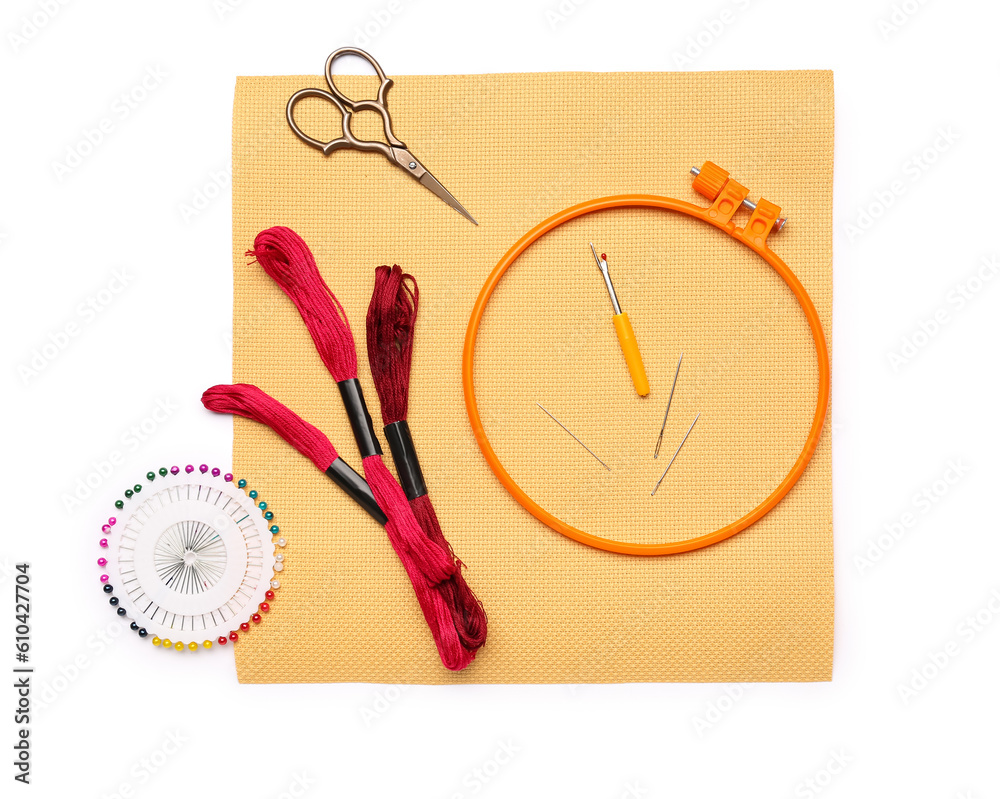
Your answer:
[461,162,831,556]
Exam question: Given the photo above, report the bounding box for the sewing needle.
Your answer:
[651,412,700,495]
[654,352,684,459]
[536,403,612,471]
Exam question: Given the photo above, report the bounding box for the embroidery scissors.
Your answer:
[286,47,477,225]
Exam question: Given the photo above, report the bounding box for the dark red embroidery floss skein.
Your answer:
[366,264,487,653]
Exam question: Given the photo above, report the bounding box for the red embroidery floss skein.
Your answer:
[248,226,477,671]
[367,265,487,652]
[201,383,386,526]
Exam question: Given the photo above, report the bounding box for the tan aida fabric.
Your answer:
[231,70,833,683]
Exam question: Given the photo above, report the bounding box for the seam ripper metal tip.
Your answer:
[589,244,649,397]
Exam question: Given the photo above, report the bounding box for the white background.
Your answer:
[3,0,999,797]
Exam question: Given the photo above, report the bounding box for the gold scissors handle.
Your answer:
[324,47,407,154]
[286,47,405,159]
[285,87,354,155]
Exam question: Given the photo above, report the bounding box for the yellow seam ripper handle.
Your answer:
[612,312,649,396]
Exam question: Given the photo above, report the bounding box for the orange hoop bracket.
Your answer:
[462,171,830,556]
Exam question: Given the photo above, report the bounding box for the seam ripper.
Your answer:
[589,244,649,396]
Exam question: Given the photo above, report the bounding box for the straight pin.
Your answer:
[536,403,611,471]
[654,352,684,458]
[651,412,700,495]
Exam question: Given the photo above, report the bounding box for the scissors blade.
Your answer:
[417,168,478,225]
[387,147,477,224]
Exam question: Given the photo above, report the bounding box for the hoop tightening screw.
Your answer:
[690,166,787,231]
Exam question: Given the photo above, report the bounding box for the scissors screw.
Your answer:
[408,161,417,169]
